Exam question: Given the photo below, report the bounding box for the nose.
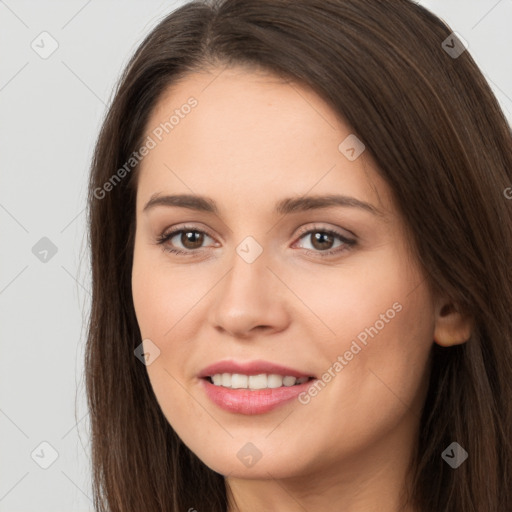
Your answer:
[209,245,290,339]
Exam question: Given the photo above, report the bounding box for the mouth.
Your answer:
[203,373,316,390]
[198,360,318,414]
[200,374,318,415]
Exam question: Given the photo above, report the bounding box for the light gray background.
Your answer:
[1,1,511,510]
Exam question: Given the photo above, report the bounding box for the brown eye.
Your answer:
[310,231,335,251]
[156,226,216,255]
[294,227,356,258]
[180,230,205,249]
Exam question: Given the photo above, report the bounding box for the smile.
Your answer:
[207,373,313,390]
[200,375,318,415]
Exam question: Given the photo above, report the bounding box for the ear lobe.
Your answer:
[433,302,474,347]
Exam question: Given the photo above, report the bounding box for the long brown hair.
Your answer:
[85,0,512,510]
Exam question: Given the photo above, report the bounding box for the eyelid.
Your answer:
[159,223,217,242]
[294,222,355,240]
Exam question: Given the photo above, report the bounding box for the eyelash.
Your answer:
[155,224,357,258]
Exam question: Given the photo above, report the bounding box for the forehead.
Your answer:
[136,67,390,214]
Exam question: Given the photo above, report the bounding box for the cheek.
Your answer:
[289,286,434,468]
[285,246,426,349]
[320,277,434,438]
[131,243,216,392]
[304,247,434,420]
[131,243,199,339]
[131,245,201,422]
[132,258,164,339]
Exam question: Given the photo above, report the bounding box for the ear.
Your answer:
[433,300,474,347]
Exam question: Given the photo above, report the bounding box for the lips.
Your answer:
[201,377,316,414]
[198,359,316,379]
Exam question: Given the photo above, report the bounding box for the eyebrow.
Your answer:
[143,193,383,216]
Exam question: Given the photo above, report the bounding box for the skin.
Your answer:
[131,66,473,512]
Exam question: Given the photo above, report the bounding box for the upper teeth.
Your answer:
[210,373,310,390]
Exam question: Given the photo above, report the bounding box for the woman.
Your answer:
[85,0,512,510]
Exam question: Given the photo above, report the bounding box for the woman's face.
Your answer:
[131,67,436,485]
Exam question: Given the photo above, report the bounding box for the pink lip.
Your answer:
[198,359,317,415]
[200,378,317,415]
[198,359,315,379]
